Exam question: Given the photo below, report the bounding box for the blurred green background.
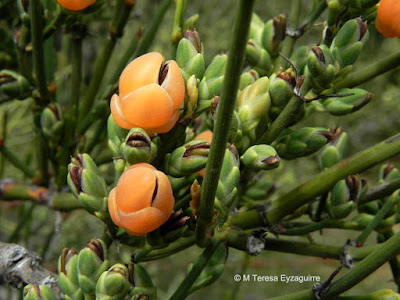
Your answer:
[1,0,400,299]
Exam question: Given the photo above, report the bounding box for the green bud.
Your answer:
[95,264,131,300]
[245,41,272,76]
[326,176,360,219]
[41,104,64,144]
[330,18,369,68]
[358,201,380,215]
[23,285,58,300]
[272,127,332,159]
[290,46,309,75]
[182,75,199,122]
[379,164,400,182]
[306,45,337,91]
[249,13,265,44]
[130,264,157,299]
[368,289,400,300]
[122,128,156,165]
[352,213,395,227]
[327,0,347,26]
[269,69,295,119]
[0,69,31,100]
[78,239,110,296]
[237,77,271,133]
[67,154,107,214]
[164,139,210,177]
[108,115,129,156]
[239,70,259,91]
[241,145,280,170]
[183,14,199,31]
[216,146,240,225]
[58,248,82,298]
[159,210,189,243]
[244,172,276,200]
[261,15,287,58]
[198,54,227,101]
[318,127,348,169]
[176,30,205,81]
[321,88,372,115]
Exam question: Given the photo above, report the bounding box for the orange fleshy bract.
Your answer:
[375,0,400,38]
[108,163,174,236]
[56,0,96,11]
[112,52,185,134]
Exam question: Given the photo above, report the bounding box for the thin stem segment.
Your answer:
[195,0,255,246]
[231,133,400,229]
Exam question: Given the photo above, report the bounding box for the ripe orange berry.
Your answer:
[194,130,213,177]
[111,52,185,134]
[375,0,400,38]
[56,0,96,11]
[108,163,174,236]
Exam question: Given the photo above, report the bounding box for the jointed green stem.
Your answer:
[256,96,303,145]
[334,51,400,89]
[169,238,221,300]
[356,196,397,245]
[133,236,196,262]
[267,231,400,299]
[195,0,255,247]
[78,1,133,121]
[297,0,328,34]
[231,133,400,229]
[359,178,400,203]
[43,6,67,40]
[30,0,50,106]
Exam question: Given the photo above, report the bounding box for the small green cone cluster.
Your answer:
[268,68,296,120]
[164,139,210,177]
[0,69,31,100]
[67,153,107,216]
[129,263,157,300]
[176,30,205,82]
[182,75,199,122]
[301,18,369,101]
[107,115,157,166]
[95,264,130,300]
[326,175,361,219]
[77,239,110,298]
[320,88,372,115]
[236,77,271,138]
[239,69,259,91]
[67,153,108,216]
[245,13,286,75]
[240,145,280,171]
[330,18,369,76]
[215,145,240,226]
[41,104,64,148]
[272,127,332,160]
[58,248,84,300]
[187,243,228,295]
[318,127,348,169]
[289,46,309,75]
[23,285,58,300]
[198,54,227,101]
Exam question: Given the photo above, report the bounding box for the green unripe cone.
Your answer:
[121,128,156,165]
[23,285,58,300]
[241,145,280,170]
[95,264,131,300]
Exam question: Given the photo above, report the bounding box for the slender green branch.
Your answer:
[275,0,301,70]
[170,0,188,58]
[359,178,400,204]
[256,95,303,145]
[292,0,327,37]
[380,231,400,291]
[30,0,50,105]
[231,133,400,229]
[0,180,81,210]
[356,197,397,245]
[280,219,329,236]
[169,238,221,300]
[227,230,379,261]
[334,51,400,89]
[195,0,255,246]
[43,6,67,40]
[70,26,83,120]
[8,203,35,243]
[78,1,133,121]
[16,24,34,84]
[133,236,196,262]
[0,142,36,178]
[134,0,173,57]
